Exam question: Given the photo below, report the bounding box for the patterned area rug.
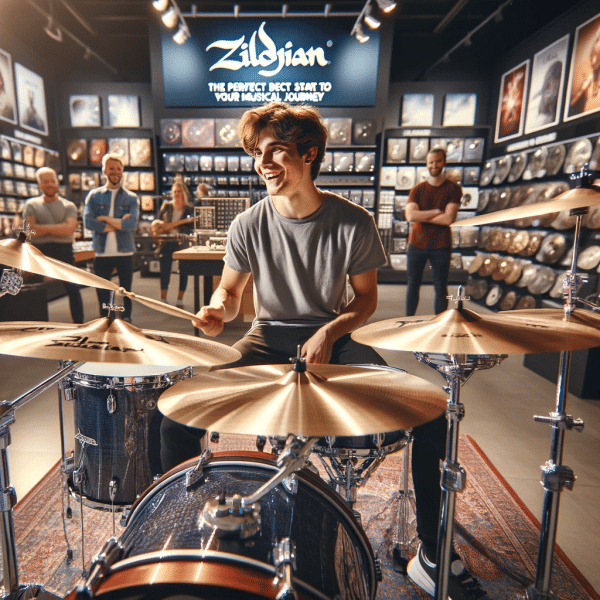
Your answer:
[10,434,599,600]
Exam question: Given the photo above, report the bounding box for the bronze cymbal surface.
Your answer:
[499,308,600,329]
[0,238,119,290]
[0,318,241,366]
[451,186,600,227]
[351,307,600,355]
[157,363,448,437]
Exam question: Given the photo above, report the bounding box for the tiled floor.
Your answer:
[2,270,599,593]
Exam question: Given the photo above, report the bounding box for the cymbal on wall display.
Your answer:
[544,144,566,176]
[477,189,490,212]
[496,188,512,212]
[478,255,499,277]
[522,147,548,180]
[520,232,544,257]
[512,186,541,228]
[564,138,593,174]
[485,189,501,213]
[493,156,511,185]
[582,205,600,229]
[492,256,515,281]
[499,290,519,311]
[577,245,600,270]
[515,296,537,310]
[504,260,524,285]
[468,278,489,300]
[507,230,530,254]
[506,185,527,209]
[559,246,574,267]
[0,318,241,366]
[466,254,485,274]
[536,233,567,264]
[351,306,600,355]
[157,363,448,437]
[550,210,578,230]
[589,138,600,171]
[507,152,527,182]
[485,285,502,307]
[479,160,495,186]
[527,266,556,295]
[516,263,537,288]
[548,274,566,299]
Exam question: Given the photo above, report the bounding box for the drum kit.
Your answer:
[0,176,599,599]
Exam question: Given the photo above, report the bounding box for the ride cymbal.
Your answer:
[0,237,120,290]
[157,363,448,437]
[451,186,600,228]
[351,307,600,355]
[0,318,241,366]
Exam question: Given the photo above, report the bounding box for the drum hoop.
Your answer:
[313,436,408,457]
[68,366,192,390]
[126,451,377,598]
[99,551,332,600]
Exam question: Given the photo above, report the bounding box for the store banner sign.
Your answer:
[161,18,381,107]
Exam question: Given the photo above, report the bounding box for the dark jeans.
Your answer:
[93,255,133,320]
[160,322,448,557]
[406,244,452,316]
[36,243,84,324]
[159,242,188,293]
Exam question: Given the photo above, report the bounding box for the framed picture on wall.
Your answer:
[14,63,48,135]
[564,12,600,122]
[401,93,434,126]
[107,94,140,127]
[495,60,529,143]
[69,94,101,127]
[525,35,569,134]
[0,49,17,124]
[443,93,477,126]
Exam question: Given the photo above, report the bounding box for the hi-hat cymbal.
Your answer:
[0,237,119,290]
[0,318,240,366]
[157,363,448,437]
[451,186,600,227]
[351,307,600,355]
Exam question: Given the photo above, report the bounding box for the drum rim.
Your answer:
[126,450,377,598]
[68,365,193,388]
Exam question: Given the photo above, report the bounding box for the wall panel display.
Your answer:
[0,49,17,124]
[564,12,600,122]
[14,63,48,135]
[524,35,569,134]
[107,94,140,127]
[401,93,434,127]
[69,94,101,127]
[443,93,477,127]
[161,18,381,107]
[495,60,529,143]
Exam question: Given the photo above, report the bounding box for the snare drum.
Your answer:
[67,451,378,600]
[65,363,192,507]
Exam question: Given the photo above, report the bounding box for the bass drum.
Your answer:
[66,363,192,507]
[69,451,377,600]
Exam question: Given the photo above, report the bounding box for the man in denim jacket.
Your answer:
[83,153,139,322]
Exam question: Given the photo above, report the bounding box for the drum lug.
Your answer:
[282,473,298,495]
[374,553,383,581]
[185,448,213,491]
[120,506,130,527]
[62,384,76,402]
[77,536,124,598]
[106,393,117,415]
[274,537,297,600]
[210,431,220,444]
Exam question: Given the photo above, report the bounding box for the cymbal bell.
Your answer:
[452,186,600,227]
[157,363,448,437]
[351,306,600,355]
[0,237,119,291]
[0,317,240,366]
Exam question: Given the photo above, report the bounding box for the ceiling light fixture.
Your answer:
[154,0,191,44]
[364,3,381,29]
[43,16,63,42]
[172,22,189,44]
[351,20,370,43]
[161,6,178,28]
[375,0,397,13]
[152,0,169,11]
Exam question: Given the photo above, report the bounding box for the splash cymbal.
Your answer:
[451,186,600,227]
[351,306,600,355]
[0,318,240,366]
[0,237,119,291]
[157,363,448,437]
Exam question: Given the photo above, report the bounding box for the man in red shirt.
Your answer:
[405,147,462,315]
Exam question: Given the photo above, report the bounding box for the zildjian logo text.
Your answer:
[47,335,143,353]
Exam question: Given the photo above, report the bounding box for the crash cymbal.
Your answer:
[451,186,600,227]
[544,144,566,176]
[564,138,592,174]
[0,318,241,366]
[157,363,448,437]
[0,237,120,290]
[351,307,600,355]
[499,308,600,329]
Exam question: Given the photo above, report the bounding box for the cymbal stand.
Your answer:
[415,349,505,600]
[0,361,81,599]
[524,190,589,599]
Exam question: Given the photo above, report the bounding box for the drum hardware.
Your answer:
[0,361,82,598]
[185,448,213,491]
[0,269,23,297]
[202,436,319,539]
[73,536,124,600]
[274,537,297,600]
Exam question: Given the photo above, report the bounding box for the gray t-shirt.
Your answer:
[225,192,386,326]
[22,196,77,245]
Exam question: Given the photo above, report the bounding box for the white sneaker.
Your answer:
[176,299,184,308]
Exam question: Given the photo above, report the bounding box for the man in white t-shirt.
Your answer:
[83,153,139,322]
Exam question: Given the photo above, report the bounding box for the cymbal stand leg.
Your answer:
[0,361,81,596]
[435,368,465,600]
[393,437,416,574]
[524,210,586,600]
